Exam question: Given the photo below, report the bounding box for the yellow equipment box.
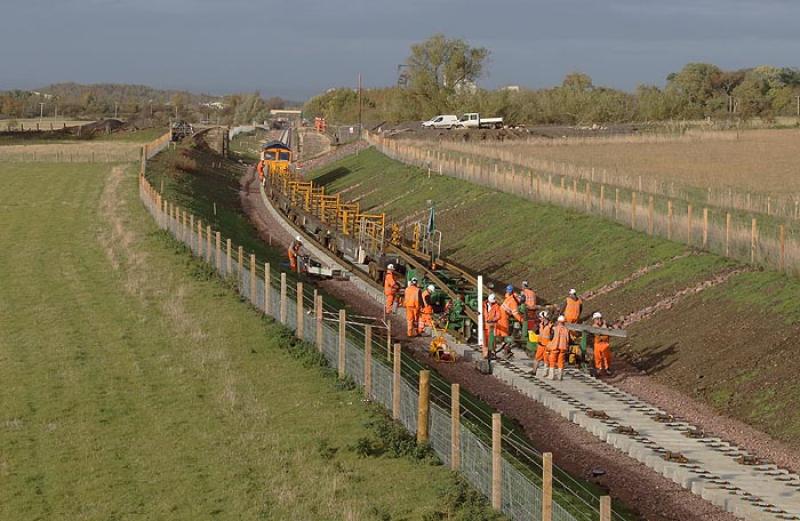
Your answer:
[528,331,538,343]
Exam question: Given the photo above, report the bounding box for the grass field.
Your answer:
[0,142,142,161]
[0,161,500,520]
[309,148,800,445]
[0,118,92,131]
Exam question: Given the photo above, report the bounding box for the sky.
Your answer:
[1,0,798,100]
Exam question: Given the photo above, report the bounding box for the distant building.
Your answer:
[501,85,521,92]
[201,101,226,110]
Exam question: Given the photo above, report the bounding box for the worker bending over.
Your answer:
[418,284,436,336]
[288,236,303,273]
[532,311,552,375]
[405,278,421,338]
[383,264,401,315]
[562,288,582,323]
[546,315,570,380]
[592,312,613,376]
[482,294,500,359]
[497,285,523,359]
[521,280,537,320]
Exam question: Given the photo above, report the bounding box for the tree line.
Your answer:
[303,34,800,126]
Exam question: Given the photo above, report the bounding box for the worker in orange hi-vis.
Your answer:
[287,236,302,273]
[562,288,583,323]
[591,312,613,377]
[532,311,552,375]
[383,264,401,315]
[496,285,523,359]
[404,278,421,338]
[482,294,500,358]
[521,280,537,320]
[256,160,265,184]
[547,315,570,380]
[418,284,436,336]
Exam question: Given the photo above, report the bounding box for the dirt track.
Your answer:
[239,167,738,521]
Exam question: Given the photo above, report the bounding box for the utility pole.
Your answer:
[39,102,44,120]
[357,72,363,139]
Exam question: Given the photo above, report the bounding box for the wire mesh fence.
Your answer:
[138,158,625,521]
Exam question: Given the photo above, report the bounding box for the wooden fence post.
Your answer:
[417,370,430,444]
[249,254,256,304]
[600,496,612,521]
[238,246,244,277]
[315,294,323,352]
[206,226,212,263]
[492,413,502,510]
[280,273,287,323]
[687,204,693,245]
[726,213,731,257]
[648,196,654,235]
[542,452,553,521]
[451,383,460,471]
[631,192,637,229]
[780,224,786,271]
[703,208,709,249]
[668,201,673,240]
[197,220,203,257]
[600,185,605,213]
[264,263,271,314]
[614,189,620,219]
[751,218,758,264]
[338,309,346,378]
[226,239,232,275]
[296,282,304,338]
[364,325,372,398]
[392,343,401,420]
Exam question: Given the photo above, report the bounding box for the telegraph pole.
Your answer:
[39,102,44,120]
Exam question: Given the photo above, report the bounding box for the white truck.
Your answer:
[422,114,459,129]
[457,113,504,129]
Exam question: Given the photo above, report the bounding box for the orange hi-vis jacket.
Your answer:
[498,294,523,337]
[522,288,537,309]
[594,321,610,350]
[538,322,553,349]
[548,323,570,352]
[384,271,399,296]
[405,285,421,309]
[484,301,501,345]
[257,161,265,181]
[420,289,433,313]
[564,296,582,323]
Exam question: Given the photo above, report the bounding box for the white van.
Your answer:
[422,115,459,129]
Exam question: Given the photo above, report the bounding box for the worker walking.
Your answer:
[483,294,500,359]
[405,278,421,338]
[532,311,552,375]
[546,315,570,380]
[383,264,401,315]
[592,312,613,376]
[522,280,537,320]
[498,285,523,359]
[418,284,436,336]
[288,236,302,273]
[562,288,583,323]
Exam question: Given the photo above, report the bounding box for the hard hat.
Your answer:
[427,284,435,292]
[296,235,302,242]
[538,311,548,320]
[522,280,529,288]
[592,312,603,320]
[506,284,514,294]
[557,315,566,322]
[411,277,418,284]
[387,263,395,271]
[488,294,496,303]
[569,288,577,296]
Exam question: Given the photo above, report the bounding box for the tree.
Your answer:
[666,63,722,118]
[562,72,593,92]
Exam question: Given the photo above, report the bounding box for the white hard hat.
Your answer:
[522,280,529,288]
[488,294,496,303]
[427,284,435,292]
[538,311,548,320]
[569,288,577,295]
[296,235,302,242]
[592,312,603,320]
[387,263,395,271]
[557,315,566,322]
[411,277,418,284]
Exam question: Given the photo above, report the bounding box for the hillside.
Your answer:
[308,148,800,445]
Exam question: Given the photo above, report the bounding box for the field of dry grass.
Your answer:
[0,118,92,131]
[0,141,143,162]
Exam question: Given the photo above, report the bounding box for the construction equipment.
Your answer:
[429,319,456,362]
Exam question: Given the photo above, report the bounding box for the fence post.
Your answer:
[492,413,502,510]
[542,452,553,521]
[226,239,232,275]
[780,224,786,271]
[392,343,401,420]
[703,208,709,249]
[315,294,323,352]
[614,189,620,219]
[600,185,605,213]
[215,232,221,270]
[417,370,430,444]
[206,226,212,263]
[296,282,304,338]
[190,214,195,249]
[280,273,287,323]
[451,383,460,471]
[249,254,256,303]
[238,246,244,277]
[648,196,654,235]
[631,192,637,228]
[668,201,673,240]
[726,213,731,257]
[264,263,271,314]
[600,496,612,521]
[751,218,758,264]
[197,220,203,257]
[687,204,693,245]
[338,309,346,378]
[364,325,372,398]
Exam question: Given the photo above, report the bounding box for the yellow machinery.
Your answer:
[429,320,457,363]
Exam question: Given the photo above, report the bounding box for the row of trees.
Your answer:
[0,83,288,126]
[304,34,800,126]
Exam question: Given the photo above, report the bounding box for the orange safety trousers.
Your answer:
[288,251,297,272]
[406,306,419,337]
[418,306,433,334]
[594,343,612,370]
[547,348,566,369]
[385,292,397,314]
[534,344,547,362]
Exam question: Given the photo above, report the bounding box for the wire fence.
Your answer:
[367,132,800,277]
[137,137,624,521]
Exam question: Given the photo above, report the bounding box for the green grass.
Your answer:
[94,127,168,142]
[0,161,501,520]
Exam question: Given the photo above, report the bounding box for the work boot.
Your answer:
[547,367,555,380]
[556,368,564,381]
